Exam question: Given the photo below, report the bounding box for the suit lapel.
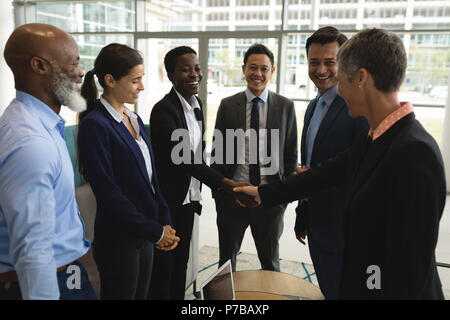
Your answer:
[139,120,163,195]
[304,98,317,128]
[196,96,204,127]
[99,102,153,191]
[168,88,189,130]
[168,88,206,165]
[346,137,386,199]
[345,115,414,205]
[196,97,207,163]
[266,91,281,131]
[266,92,283,161]
[301,98,318,164]
[313,95,345,154]
[235,92,247,130]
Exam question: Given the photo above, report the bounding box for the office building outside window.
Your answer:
[13,0,449,148]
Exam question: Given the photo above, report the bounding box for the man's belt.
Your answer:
[0,261,77,284]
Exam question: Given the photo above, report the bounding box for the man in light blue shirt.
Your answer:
[0,23,96,300]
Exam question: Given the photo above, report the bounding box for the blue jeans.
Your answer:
[0,261,97,300]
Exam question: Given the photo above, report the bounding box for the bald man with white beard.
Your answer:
[0,23,95,300]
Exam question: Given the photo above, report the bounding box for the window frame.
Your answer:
[13,0,450,111]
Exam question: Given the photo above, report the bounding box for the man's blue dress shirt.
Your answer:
[0,91,90,299]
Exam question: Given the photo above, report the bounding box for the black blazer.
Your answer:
[260,113,446,299]
[77,100,172,244]
[296,94,368,253]
[150,88,223,208]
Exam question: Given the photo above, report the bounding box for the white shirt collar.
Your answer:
[245,87,269,104]
[318,84,338,107]
[100,96,140,138]
[100,96,136,123]
[173,87,201,112]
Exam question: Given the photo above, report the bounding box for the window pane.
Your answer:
[284,34,311,100]
[287,0,450,31]
[136,38,199,123]
[286,0,314,31]
[206,38,278,147]
[403,33,449,107]
[403,35,447,145]
[77,34,134,72]
[146,0,281,31]
[59,34,134,125]
[36,1,135,33]
[284,31,449,101]
[414,107,445,147]
[284,31,448,147]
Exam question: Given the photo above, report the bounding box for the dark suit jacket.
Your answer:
[259,113,446,299]
[211,90,298,191]
[77,100,171,244]
[296,94,368,254]
[150,88,223,209]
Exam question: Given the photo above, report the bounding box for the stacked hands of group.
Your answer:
[156,166,309,251]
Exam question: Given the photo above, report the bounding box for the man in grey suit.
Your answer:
[211,44,298,272]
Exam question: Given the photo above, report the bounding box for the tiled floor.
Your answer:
[197,189,450,299]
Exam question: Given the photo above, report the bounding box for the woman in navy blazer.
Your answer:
[77,44,179,300]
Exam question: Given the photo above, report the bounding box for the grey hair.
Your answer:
[336,28,407,92]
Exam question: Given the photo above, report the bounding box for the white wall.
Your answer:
[0,0,15,115]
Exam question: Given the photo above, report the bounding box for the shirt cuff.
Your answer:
[155,226,164,244]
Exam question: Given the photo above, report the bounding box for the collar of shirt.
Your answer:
[368,102,414,141]
[245,87,269,104]
[100,96,140,137]
[319,84,338,107]
[173,88,201,113]
[16,90,65,137]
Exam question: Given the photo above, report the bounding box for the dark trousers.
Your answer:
[308,240,343,300]
[215,192,285,272]
[93,238,153,300]
[0,261,97,300]
[149,202,196,300]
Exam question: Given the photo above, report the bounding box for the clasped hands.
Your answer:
[155,225,180,251]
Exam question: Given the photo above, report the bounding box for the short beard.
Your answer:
[51,63,87,112]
